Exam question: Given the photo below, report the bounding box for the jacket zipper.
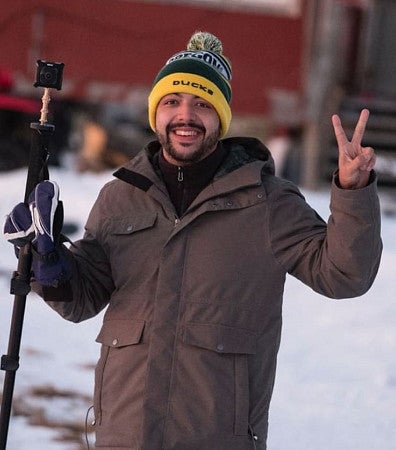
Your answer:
[177,166,187,216]
[177,166,183,182]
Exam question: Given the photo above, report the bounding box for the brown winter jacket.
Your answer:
[39,137,382,450]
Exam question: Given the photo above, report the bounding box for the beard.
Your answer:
[156,122,221,165]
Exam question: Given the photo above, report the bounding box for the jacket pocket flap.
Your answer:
[107,214,157,235]
[183,323,256,354]
[96,319,145,347]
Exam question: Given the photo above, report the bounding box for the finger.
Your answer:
[361,147,376,171]
[332,114,349,147]
[351,108,370,146]
[366,154,376,171]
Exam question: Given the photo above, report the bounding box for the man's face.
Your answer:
[155,92,221,166]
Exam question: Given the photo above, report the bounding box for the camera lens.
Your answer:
[34,60,64,90]
[39,67,58,86]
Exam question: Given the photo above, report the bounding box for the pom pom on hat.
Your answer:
[148,31,232,138]
[187,31,223,53]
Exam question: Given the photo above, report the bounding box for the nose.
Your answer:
[176,100,196,123]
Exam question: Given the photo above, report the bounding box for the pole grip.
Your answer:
[24,122,55,202]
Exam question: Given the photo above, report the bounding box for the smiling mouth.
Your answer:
[168,122,205,137]
[174,129,199,137]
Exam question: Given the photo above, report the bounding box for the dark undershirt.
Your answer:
[158,143,228,217]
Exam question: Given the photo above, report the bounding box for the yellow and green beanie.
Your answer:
[148,31,232,138]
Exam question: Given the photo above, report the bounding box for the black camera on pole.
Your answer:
[34,60,65,91]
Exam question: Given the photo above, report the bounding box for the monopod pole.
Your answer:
[0,122,54,449]
[0,60,64,448]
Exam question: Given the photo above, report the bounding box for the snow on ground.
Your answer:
[0,161,395,449]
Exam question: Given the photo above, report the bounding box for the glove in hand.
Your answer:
[3,202,34,248]
[30,180,62,255]
[3,180,71,286]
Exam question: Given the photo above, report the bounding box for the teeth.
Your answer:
[175,130,197,136]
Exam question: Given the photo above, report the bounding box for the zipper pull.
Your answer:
[177,166,184,182]
[248,424,258,449]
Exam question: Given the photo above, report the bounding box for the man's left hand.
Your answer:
[332,108,376,189]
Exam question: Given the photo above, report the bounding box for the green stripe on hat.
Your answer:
[153,59,232,103]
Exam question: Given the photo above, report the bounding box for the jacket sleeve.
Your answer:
[267,173,382,299]
[32,189,115,322]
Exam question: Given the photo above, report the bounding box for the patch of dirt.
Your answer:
[11,384,95,449]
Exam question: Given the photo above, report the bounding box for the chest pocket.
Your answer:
[106,213,157,236]
[102,213,159,285]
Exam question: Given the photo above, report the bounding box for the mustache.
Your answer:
[167,122,206,133]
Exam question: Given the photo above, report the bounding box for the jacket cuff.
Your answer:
[330,169,380,217]
[333,169,377,190]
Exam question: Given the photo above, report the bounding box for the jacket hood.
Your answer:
[216,136,275,177]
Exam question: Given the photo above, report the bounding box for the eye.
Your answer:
[196,100,212,109]
[160,96,179,106]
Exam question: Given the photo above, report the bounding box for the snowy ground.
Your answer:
[0,161,395,449]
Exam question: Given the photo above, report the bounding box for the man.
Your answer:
[4,31,382,449]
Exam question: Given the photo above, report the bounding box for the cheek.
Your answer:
[205,110,220,128]
[155,111,166,133]
[204,114,221,136]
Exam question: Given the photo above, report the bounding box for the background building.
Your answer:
[0,0,395,188]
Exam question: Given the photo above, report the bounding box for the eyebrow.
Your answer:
[166,93,202,100]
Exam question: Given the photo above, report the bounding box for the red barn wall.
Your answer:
[0,0,304,115]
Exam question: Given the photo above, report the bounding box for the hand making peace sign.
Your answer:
[332,108,376,189]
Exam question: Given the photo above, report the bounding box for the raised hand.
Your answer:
[3,181,71,286]
[332,108,376,189]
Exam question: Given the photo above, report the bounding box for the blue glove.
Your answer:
[4,181,71,286]
[3,202,35,248]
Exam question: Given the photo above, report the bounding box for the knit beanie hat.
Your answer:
[148,31,232,138]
